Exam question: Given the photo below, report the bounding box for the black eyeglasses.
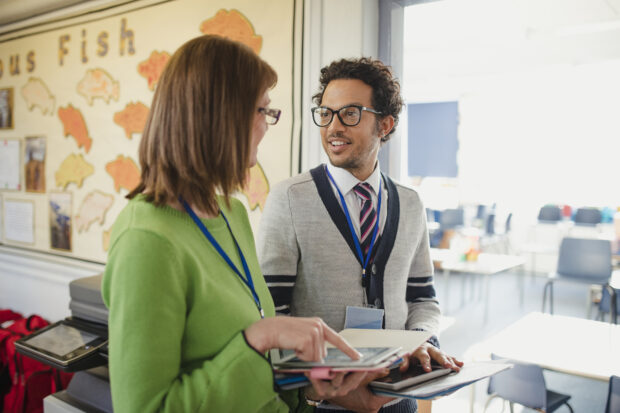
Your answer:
[258,107,281,125]
[311,105,382,127]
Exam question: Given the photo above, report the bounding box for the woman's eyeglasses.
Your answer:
[258,107,282,125]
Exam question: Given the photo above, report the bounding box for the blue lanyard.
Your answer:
[180,198,264,318]
[325,166,382,287]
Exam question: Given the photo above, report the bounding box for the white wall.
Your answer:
[0,246,104,321]
[300,0,379,173]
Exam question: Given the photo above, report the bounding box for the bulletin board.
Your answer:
[0,0,301,262]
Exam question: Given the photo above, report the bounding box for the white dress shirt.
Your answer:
[325,162,388,240]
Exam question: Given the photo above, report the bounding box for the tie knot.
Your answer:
[353,182,372,201]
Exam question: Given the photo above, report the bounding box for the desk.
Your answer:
[465,312,620,412]
[431,249,525,322]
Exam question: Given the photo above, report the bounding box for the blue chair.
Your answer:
[542,237,612,314]
[484,355,573,413]
[439,208,464,229]
[538,205,562,222]
[606,375,620,413]
[574,207,602,226]
[485,212,496,235]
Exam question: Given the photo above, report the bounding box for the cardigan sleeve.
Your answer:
[405,199,441,338]
[257,182,300,315]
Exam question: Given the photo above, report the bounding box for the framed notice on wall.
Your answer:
[0,88,14,130]
[0,139,21,190]
[3,198,34,244]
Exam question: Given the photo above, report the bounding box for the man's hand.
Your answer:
[401,342,463,373]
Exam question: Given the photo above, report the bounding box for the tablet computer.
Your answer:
[271,346,401,368]
[15,318,107,372]
[370,362,453,390]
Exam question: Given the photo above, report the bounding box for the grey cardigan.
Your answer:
[257,165,440,337]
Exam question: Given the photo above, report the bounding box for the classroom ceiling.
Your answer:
[0,0,86,26]
[0,0,133,35]
[403,0,620,82]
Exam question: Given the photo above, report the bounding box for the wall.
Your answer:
[299,0,379,173]
[0,0,299,263]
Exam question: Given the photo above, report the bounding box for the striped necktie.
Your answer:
[353,182,377,256]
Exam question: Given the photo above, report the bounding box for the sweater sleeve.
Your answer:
[405,202,441,337]
[257,183,300,315]
[102,229,281,413]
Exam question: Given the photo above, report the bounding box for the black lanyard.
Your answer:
[180,198,264,318]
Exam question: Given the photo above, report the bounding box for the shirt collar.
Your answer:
[326,162,382,196]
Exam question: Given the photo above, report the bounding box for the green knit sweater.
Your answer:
[102,196,304,412]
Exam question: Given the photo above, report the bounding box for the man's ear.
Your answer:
[379,115,395,139]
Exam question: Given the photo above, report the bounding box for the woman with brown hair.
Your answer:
[102,35,366,412]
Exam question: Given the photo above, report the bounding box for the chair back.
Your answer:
[600,286,619,320]
[538,205,562,222]
[556,237,612,282]
[440,208,464,229]
[486,213,496,235]
[487,355,546,409]
[606,375,620,413]
[505,213,513,233]
[574,207,602,226]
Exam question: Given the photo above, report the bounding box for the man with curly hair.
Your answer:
[258,58,462,412]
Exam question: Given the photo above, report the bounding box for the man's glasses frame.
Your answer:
[258,107,282,125]
[311,105,382,127]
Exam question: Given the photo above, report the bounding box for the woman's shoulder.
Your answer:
[218,196,248,218]
[109,196,191,248]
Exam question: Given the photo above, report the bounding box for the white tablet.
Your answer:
[271,346,401,368]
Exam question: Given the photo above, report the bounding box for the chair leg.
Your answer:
[482,393,499,413]
[565,402,574,413]
[542,280,554,314]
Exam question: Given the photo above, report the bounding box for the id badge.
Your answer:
[344,306,384,329]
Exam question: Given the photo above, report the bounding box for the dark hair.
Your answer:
[128,34,277,215]
[312,57,403,142]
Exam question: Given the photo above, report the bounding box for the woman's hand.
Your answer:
[244,316,362,361]
[315,369,395,413]
[305,371,370,400]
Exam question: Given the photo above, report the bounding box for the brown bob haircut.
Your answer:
[128,34,277,215]
[312,57,403,143]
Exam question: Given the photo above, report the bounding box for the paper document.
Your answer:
[0,139,20,190]
[330,328,431,353]
[3,200,34,244]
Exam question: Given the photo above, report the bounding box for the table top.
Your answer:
[465,312,620,381]
[430,248,525,275]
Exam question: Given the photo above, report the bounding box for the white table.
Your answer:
[431,249,525,322]
[464,312,620,412]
